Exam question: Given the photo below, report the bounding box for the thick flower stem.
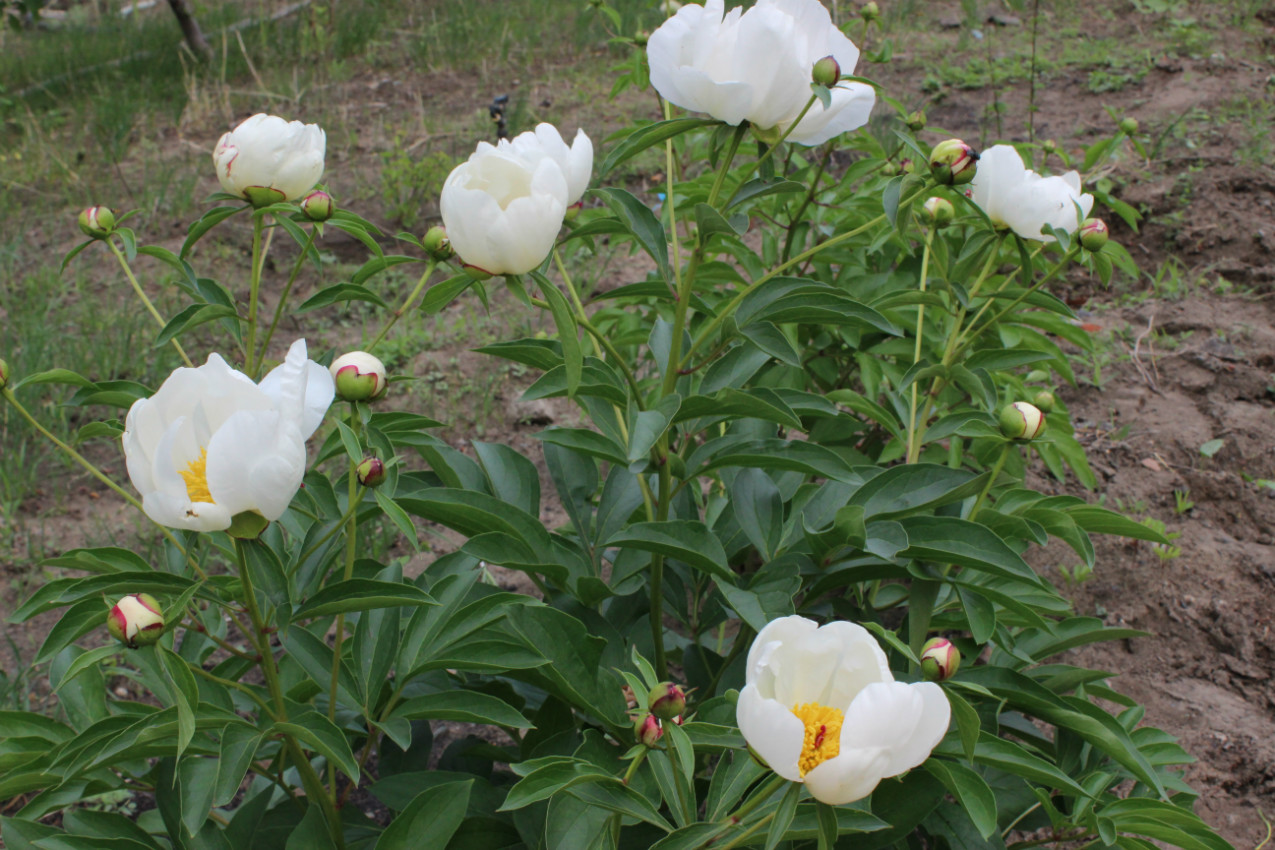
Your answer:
[681,185,931,371]
[0,388,209,581]
[969,444,1011,521]
[328,407,362,802]
[107,240,194,368]
[609,751,650,845]
[708,123,749,208]
[245,212,267,379]
[366,260,438,354]
[954,245,1078,356]
[257,227,318,367]
[551,249,645,408]
[905,227,936,464]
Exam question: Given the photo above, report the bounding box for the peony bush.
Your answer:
[0,1,1233,849]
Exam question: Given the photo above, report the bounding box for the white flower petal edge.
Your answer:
[736,615,951,805]
[647,0,875,146]
[967,144,1094,241]
[123,340,333,532]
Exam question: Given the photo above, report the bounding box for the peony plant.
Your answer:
[0,1,1232,849]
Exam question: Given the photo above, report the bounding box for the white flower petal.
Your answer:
[803,746,891,805]
[213,113,325,201]
[205,409,307,521]
[841,681,950,777]
[257,339,334,438]
[736,684,805,781]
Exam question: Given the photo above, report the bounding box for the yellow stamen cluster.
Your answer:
[792,702,844,776]
[180,448,214,504]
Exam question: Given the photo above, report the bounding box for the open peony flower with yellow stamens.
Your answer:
[123,339,333,533]
[736,616,950,805]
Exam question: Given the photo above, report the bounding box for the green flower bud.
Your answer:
[929,139,979,186]
[899,157,917,175]
[860,1,880,22]
[881,161,900,177]
[1041,139,1058,153]
[77,206,116,239]
[0,357,8,389]
[1119,116,1139,135]
[635,713,663,747]
[300,190,335,222]
[357,456,386,488]
[906,110,927,132]
[330,351,389,402]
[647,681,687,721]
[108,593,165,649]
[1033,390,1056,413]
[922,196,954,227]
[812,55,841,87]
[919,637,961,682]
[999,401,1046,440]
[1079,218,1109,252]
[423,225,454,261]
[633,30,649,47]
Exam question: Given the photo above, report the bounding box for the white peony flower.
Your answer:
[440,123,592,276]
[736,616,950,805]
[213,114,326,205]
[965,144,1094,241]
[647,0,876,146]
[123,339,334,532]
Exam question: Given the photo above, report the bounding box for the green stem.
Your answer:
[726,774,789,825]
[608,751,650,845]
[721,93,819,210]
[954,245,1078,356]
[968,443,1011,521]
[682,185,931,370]
[189,659,274,715]
[707,122,748,208]
[328,406,362,801]
[781,145,833,263]
[257,227,318,366]
[293,496,363,576]
[245,213,266,378]
[905,226,936,464]
[715,813,776,850]
[1,387,208,581]
[551,249,645,408]
[367,260,437,354]
[107,240,194,368]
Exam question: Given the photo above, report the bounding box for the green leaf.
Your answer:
[628,394,681,463]
[593,186,672,284]
[605,521,731,581]
[765,782,803,850]
[178,756,220,837]
[214,725,262,807]
[296,283,389,313]
[376,780,472,850]
[274,710,360,784]
[847,464,986,520]
[292,580,434,619]
[1065,506,1169,544]
[391,690,532,728]
[159,645,199,757]
[897,516,1043,585]
[420,274,474,314]
[473,440,541,518]
[936,733,1090,798]
[599,117,721,176]
[925,760,998,839]
[536,427,628,466]
[674,388,802,430]
[945,685,981,764]
[182,204,246,257]
[153,304,239,348]
[285,803,336,850]
[535,273,583,398]
[10,368,95,392]
[725,178,807,210]
[732,468,783,558]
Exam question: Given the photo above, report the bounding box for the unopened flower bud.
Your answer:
[860,1,880,22]
[107,593,165,649]
[77,206,116,239]
[906,110,927,132]
[812,55,841,87]
[1041,139,1058,153]
[0,358,8,390]
[635,713,663,747]
[633,30,649,47]
[647,681,687,720]
[881,161,900,177]
[1079,218,1109,252]
[564,201,583,222]
[356,457,386,488]
[301,190,335,222]
[1033,390,1056,413]
[919,637,961,681]
[999,401,1046,440]
[922,197,954,227]
[423,225,454,261]
[899,157,917,174]
[1119,116,1139,135]
[929,139,979,186]
[330,351,389,402]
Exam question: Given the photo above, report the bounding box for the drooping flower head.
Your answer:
[736,616,950,805]
[966,145,1094,241]
[440,123,592,276]
[213,114,326,206]
[647,0,876,146]
[123,339,334,532]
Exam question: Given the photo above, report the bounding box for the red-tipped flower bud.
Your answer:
[1033,390,1056,413]
[861,1,880,22]
[635,713,663,747]
[301,190,335,222]
[77,206,116,239]
[906,110,927,132]
[330,351,388,402]
[1079,218,1109,252]
[423,225,454,261]
[919,637,961,682]
[922,196,955,227]
[1000,401,1046,440]
[812,55,841,87]
[357,457,386,488]
[647,681,687,721]
[107,593,165,649]
[929,139,979,186]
